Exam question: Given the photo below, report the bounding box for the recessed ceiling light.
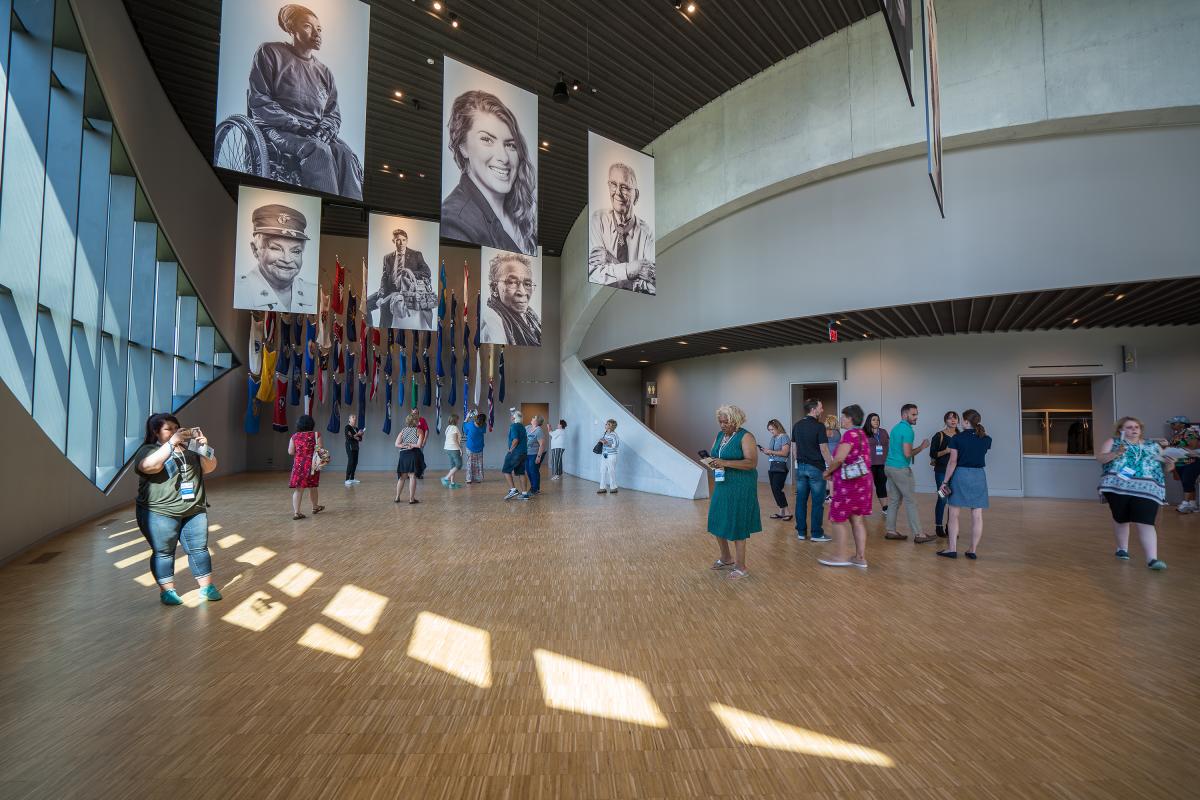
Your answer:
[1071,318,1080,324]
[418,172,426,178]
[393,90,403,98]
[449,12,459,27]
[432,1,442,9]
[687,2,697,13]
[638,359,649,364]
[677,341,687,345]
[426,57,435,65]
[398,172,406,178]
[718,346,728,350]
[382,163,389,169]
[1115,293,1125,300]
[541,140,549,147]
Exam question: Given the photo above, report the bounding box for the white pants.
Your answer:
[599,454,618,490]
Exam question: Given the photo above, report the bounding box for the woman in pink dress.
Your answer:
[819,404,872,569]
[288,415,326,520]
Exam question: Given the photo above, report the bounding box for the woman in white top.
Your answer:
[549,419,567,480]
[442,413,465,489]
[597,419,619,494]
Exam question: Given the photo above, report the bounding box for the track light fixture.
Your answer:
[552,72,569,103]
[596,365,608,377]
[449,12,459,28]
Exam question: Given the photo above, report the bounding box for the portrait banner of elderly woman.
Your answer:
[587,132,656,295]
[479,247,542,347]
[365,212,439,331]
[441,57,538,256]
[214,0,369,200]
[232,185,321,313]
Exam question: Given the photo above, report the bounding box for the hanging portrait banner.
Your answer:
[440,57,538,256]
[587,131,656,296]
[232,185,322,313]
[479,246,542,347]
[922,0,944,217]
[365,213,440,332]
[879,0,915,106]
[213,0,370,201]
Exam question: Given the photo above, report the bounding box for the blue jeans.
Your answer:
[526,453,542,493]
[934,469,947,526]
[794,464,826,537]
[136,507,212,586]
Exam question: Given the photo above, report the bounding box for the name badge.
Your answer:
[1118,465,1136,479]
[714,468,726,483]
[875,445,884,456]
[179,480,196,500]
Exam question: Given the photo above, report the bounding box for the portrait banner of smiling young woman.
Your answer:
[232,185,322,313]
[365,212,440,331]
[441,57,539,257]
[213,0,369,201]
[587,131,656,295]
[479,247,542,347]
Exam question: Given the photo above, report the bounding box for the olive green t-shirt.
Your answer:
[134,443,207,517]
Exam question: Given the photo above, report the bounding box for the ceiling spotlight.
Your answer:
[677,340,687,345]
[398,172,406,178]
[638,359,649,364]
[382,163,389,169]
[449,13,459,27]
[718,346,728,350]
[553,72,569,103]
[1071,318,1080,325]
[596,365,608,377]
[571,79,581,91]
[426,57,435,65]
[603,358,614,362]
[1115,293,1125,300]
[687,2,697,13]
[432,1,442,10]
[418,172,426,178]
[674,1,682,8]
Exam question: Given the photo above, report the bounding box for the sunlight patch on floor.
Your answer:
[322,585,388,635]
[234,546,276,566]
[113,550,152,569]
[221,591,286,632]
[269,563,323,598]
[299,624,363,659]
[406,611,493,688]
[533,649,667,728]
[709,703,895,767]
[216,534,244,549]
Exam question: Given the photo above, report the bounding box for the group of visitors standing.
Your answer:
[703,401,1186,580]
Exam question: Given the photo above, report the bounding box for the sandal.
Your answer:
[780,514,793,521]
[884,531,907,540]
[292,513,306,520]
[727,568,749,581]
[711,559,736,570]
[408,499,419,505]
[770,513,784,520]
[312,505,325,514]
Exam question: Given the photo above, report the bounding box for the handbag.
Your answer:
[768,461,788,473]
[311,446,331,474]
[593,440,604,455]
[840,457,868,480]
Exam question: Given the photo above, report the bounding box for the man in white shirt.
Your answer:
[588,163,655,295]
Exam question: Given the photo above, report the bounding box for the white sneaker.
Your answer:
[345,480,354,486]
[1178,501,1197,513]
[504,488,519,501]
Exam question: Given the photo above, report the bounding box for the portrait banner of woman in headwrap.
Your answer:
[478,247,542,347]
[214,0,369,201]
[441,57,538,257]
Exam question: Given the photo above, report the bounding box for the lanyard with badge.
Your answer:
[173,448,196,501]
[874,433,884,458]
[714,432,735,482]
[1116,439,1138,480]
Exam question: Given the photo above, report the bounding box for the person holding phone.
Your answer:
[133,413,221,606]
[1097,417,1171,570]
[704,404,761,580]
[936,410,991,560]
[344,413,363,486]
[762,419,792,521]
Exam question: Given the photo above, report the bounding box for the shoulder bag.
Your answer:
[593,440,604,455]
[839,431,869,480]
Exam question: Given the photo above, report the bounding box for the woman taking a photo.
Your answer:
[818,405,872,569]
[937,409,991,560]
[395,411,425,504]
[762,418,792,521]
[1097,417,1171,570]
[288,415,325,520]
[863,412,890,512]
[134,413,221,606]
[704,405,761,581]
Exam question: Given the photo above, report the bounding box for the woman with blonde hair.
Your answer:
[762,419,792,521]
[1097,416,1172,570]
[702,404,761,580]
[395,410,424,504]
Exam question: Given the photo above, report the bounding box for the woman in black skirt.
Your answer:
[395,411,424,504]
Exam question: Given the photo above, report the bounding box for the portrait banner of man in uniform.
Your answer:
[587,132,656,296]
[479,246,542,347]
[232,185,322,313]
[365,213,440,332]
[214,0,369,201]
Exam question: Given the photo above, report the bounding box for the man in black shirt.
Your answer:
[930,411,958,537]
[791,398,832,542]
[344,413,363,485]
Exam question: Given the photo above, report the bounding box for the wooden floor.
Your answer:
[1,472,1198,799]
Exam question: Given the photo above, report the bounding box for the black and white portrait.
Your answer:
[214,0,369,200]
[232,185,322,313]
[440,57,538,256]
[365,213,439,331]
[587,132,656,295]
[479,247,542,347]
[880,0,915,105]
[923,0,943,216]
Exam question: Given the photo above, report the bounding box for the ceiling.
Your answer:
[584,278,1200,369]
[121,0,877,253]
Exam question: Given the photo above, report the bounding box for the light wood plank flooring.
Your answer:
[1,472,1198,799]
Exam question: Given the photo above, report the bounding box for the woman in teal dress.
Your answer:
[704,404,762,580]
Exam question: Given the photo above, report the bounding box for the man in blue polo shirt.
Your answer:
[884,403,935,542]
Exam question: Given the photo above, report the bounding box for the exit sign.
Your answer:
[827,322,838,342]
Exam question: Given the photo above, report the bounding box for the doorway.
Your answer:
[521,402,550,426]
[790,382,839,427]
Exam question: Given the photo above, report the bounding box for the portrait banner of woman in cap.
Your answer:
[478,246,542,347]
[365,212,440,332]
[214,0,369,200]
[233,185,322,313]
[440,57,538,256]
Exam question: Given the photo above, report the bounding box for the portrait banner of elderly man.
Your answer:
[232,185,322,313]
[214,0,369,200]
[364,213,439,331]
[479,247,542,347]
[441,57,538,256]
[587,132,656,296]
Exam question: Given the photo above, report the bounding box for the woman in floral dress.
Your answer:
[288,415,325,520]
[819,405,872,569]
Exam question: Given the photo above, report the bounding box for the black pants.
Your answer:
[768,469,789,509]
[345,448,359,481]
[871,464,888,498]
